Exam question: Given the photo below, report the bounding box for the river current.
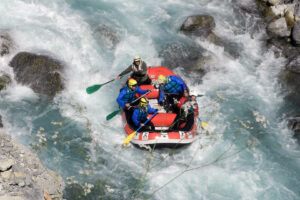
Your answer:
[0,0,300,199]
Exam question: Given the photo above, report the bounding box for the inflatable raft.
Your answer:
[122,66,200,148]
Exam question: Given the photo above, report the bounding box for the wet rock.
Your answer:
[180,15,240,58]
[0,115,2,128]
[267,17,290,37]
[9,52,64,97]
[233,0,263,14]
[287,116,300,135]
[180,15,216,38]
[0,32,15,56]
[294,3,300,19]
[0,158,14,172]
[280,70,300,95]
[93,24,120,49]
[0,73,12,91]
[291,20,300,46]
[286,55,300,73]
[159,42,209,78]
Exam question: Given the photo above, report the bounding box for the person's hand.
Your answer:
[140,123,144,126]
[133,67,138,72]
[157,105,161,110]
[125,103,130,107]
[116,76,121,79]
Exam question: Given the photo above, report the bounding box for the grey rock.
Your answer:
[0,32,15,56]
[0,73,11,91]
[294,3,300,19]
[0,129,65,200]
[1,169,12,179]
[180,15,216,38]
[287,116,300,137]
[93,24,120,49]
[267,17,291,37]
[9,52,64,97]
[0,115,2,128]
[0,158,14,172]
[180,15,240,58]
[233,0,263,14]
[286,55,300,73]
[291,20,300,46]
[18,181,25,187]
[0,195,27,200]
[159,43,207,78]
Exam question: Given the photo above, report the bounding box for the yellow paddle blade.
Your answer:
[201,121,208,128]
[123,131,137,146]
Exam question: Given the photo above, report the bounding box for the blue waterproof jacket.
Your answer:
[117,84,148,109]
[158,75,187,103]
[132,105,157,126]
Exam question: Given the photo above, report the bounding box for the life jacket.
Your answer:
[131,61,147,77]
[137,107,148,122]
[122,85,137,103]
[131,62,142,71]
[163,76,181,94]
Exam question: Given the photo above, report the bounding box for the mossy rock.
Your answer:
[280,70,300,94]
[9,52,64,97]
[0,33,14,56]
[0,73,11,91]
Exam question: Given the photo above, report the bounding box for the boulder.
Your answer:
[93,24,120,49]
[180,15,216,38]
[234,0,263,14]
[294,3,300,19]
[286,55,300,73]
[0,73,12,91]
[0,158,14,172]
[291,20,300,46]
[287,116,300,136]
[180,15,240,58]
[9,52,64,97]
[267,17,291,37]
[0,32,14,56]
[159,43,209,77]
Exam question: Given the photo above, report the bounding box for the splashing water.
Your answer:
[0,0,300,199]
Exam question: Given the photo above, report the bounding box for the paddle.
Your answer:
[106,90,151,120]
[123,111,158,146]
[86,79,117,94]
[198,118,208,128]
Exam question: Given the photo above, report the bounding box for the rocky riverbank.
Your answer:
[0,129,65,200]
[255,0,300,137]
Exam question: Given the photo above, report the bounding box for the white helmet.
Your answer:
[189,89,197,97]
[133,56,141,62]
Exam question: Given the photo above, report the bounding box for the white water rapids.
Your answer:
[0,0,300,199]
